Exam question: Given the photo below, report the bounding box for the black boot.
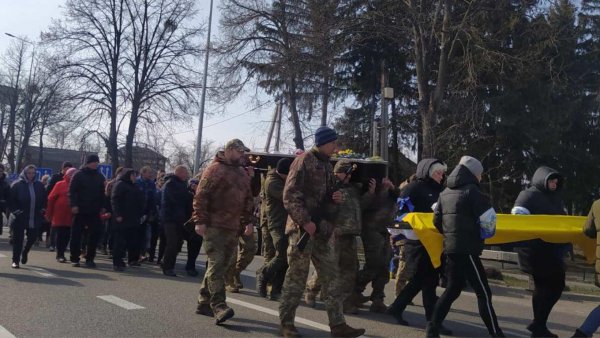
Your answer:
[426,322,440,338]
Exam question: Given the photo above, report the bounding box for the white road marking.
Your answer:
[0,253,6,258]
[0,325,16,338]
[26,267,57,278]
[97,295,145,310]
[227,297,330,332]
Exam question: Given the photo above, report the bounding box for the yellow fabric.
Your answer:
[403,213,595,268]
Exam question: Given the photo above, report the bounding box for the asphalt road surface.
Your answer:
[0,235,598,337]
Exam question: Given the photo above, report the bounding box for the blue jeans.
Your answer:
[580,305,600,336]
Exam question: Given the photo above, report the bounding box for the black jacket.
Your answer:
[0,174,10,212]
[69,166,106,214]
[10,170,47,229]
[513,166,567,272]
[46,173,64,195]
[111,169,144,228]
[434,164,492,255]
[161,174,193,224]
[399,158,445,213]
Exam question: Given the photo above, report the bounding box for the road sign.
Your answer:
[36,168,53,182]
[98,164,113,179]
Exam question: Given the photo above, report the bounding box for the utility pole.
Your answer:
[380,60,392,162]
[193,0,214,175]
[264,102,279,152]
[274,102,282,152]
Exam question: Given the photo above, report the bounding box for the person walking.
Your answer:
[426,156,503,338]
[0,165,11,236]
[512,166,568,338]
[46,161,74,252]
[46,167,78,263]
[572,199,600,337]
[256,158,292,300]
[160,165,194,277]
[278,127,365,338]
[69,154,106,268]
[386,159,452,335]
[135,166,157,263]
[193,139,254,325]
[111,168,144,272]
[9,165,47,268]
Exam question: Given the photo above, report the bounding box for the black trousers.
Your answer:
[12,224,37,263]
[70,213,102,263]
[390,241,438,320]
[148,221,161,260]
[112,226,138,266]
[430,253,502,336]
[163,221,202,271]
[531,264,565,326]
[55,227,71,259]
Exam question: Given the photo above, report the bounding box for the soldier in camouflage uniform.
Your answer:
[257,158,292,300]
[225,231,257,292]
[305,161,377,314]
[193,139,254,325]
[278,126,365,338]
[353,177,397,313]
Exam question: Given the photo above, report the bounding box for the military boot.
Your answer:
[225,273,239,293]
[233,269,243,289]
[256,269,268,297]
[329,323,365,337]
[195,303,214,317]
[214,304,235,325]
[279,324,302,338]
[349,292,369,307]
[304,290,317,308]
[369,299,387,313]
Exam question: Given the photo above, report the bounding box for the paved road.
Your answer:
[0,235,597,337]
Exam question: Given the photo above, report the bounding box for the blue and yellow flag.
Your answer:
[402,213,595,268]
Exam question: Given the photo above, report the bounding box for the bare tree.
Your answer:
[122,0,203,167]
[45,0,129,169]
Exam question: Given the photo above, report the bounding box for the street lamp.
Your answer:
[192,0,214,175]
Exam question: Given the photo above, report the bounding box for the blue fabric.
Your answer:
[580,304,600,336]
[135,177,157,215]
[395,197,414,222]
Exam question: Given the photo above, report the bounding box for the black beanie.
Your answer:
[62,161,74,169]
[314,126,337,147]
[86,154,100,164]
[276,158,292,175]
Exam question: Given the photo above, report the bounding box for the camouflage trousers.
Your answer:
[262,225,276,262]
[306,235,359,306]
[279,230,345,327]
[395,244,410,297]
[355,231,392,301]
[226,231,257,282]
[198,227,239,309]
[261,227,288,293]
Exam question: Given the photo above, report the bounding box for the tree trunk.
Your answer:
[320,66,331,127]
[124,99,141,168]
[288,76,304,150]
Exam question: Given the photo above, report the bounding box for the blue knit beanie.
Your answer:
[314,126,337,147]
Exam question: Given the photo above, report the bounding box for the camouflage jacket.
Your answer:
[193,151,253,231]
[264,169,288,231]
[283,147,334,234]
[362,186,400,234]
[332,182,372,236]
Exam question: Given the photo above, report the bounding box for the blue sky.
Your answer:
[0,0,314,155]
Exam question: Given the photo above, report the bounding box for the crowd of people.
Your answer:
[1,126,600,338]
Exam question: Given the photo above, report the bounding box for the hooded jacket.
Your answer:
[161,173,192,224]
[193,151,254,231]
[46,170,75,227]
[10,166,47,229]
[513,166,567,272]
[399,158,445,213]
[69,166,106,214]
[434,164,492,255]
[111,169,145,227]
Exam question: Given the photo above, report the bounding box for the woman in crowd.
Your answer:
[46,168,77,263]
[9,165,47,268]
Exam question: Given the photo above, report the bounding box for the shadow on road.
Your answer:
[0,273,84,286]
[221,317,327,337]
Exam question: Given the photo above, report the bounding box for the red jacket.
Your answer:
[46,175,73,227]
